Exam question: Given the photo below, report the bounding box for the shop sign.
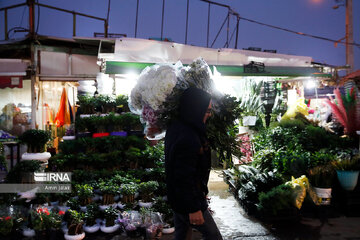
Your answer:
[0,76,23,88]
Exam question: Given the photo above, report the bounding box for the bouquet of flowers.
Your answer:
[129,58,215,139]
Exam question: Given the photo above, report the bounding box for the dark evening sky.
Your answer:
[1,0,359,72]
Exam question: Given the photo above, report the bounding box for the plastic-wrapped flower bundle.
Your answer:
[129,58,215,139]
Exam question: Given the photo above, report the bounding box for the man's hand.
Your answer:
[189,210,204,225]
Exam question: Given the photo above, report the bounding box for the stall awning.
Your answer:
[105,61,331,78]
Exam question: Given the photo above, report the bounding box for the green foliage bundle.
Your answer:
[235,165,283,214]
[207,94,242,166]
[332,154,360,171]
[308,164,336,188]
[5,160,41,183]
[76,113,142,133]
[104,207,119,227]
[19,129,51,153]
[65,209,84,235]
[258,184,296,217]
[84,203,100,226]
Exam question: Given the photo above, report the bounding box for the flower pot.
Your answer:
[64,232,85,240]
[83,224,100,233]
[336,170,359,191]
[35,230,48,240]
[63,136,76,141]
[22,228,36,238]
[138,201,153,208]
[117,202,125,209]
[110,131,127,137]
[92,132,110,138]
[100,223,121,233]
[314,187,332,205]
[21,152,51,162]
[162,226,175,234]
[48,229,63,239]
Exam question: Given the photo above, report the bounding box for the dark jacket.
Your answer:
[165,87,211,214]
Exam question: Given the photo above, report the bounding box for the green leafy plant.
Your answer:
[139,181,159,202]
[120,183,138,203]
[5,160,41,183]
[65,210,84,235]
[308,164,336,188]
[19,129,51,153]
[98,180,119,205]
[84,203,99,227]
[104,207,119,227]
[76,184,94,206]
[207,94,242,167]
[258,184,296,217]
[331,154,360,171]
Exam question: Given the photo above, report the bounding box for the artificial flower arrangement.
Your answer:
[129,58,215,139]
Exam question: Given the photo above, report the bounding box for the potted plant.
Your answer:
[75,184,94,210]
[152,197,174,234]
[119,183,138,204]
[64,210,85,240]
[0,215,13,238]
[30,207,53,239]
[125,147,141,169]
[138,181,159,205]
[98,180,119,209]
[83,204,100,234]
[308,164,336,205]
[19,129,51,162]
[100,207,120,233]
[332,153,360,191]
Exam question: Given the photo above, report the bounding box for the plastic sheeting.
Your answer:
[110,38,312,67]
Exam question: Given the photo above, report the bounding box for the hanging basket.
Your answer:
[336,170,359,191]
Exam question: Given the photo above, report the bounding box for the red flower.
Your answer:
[58,210,65,215]
[37,208,43,214]
[5,216,11,221]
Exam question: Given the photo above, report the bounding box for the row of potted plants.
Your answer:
[75,112,142,134]
[77,94,129,114]
[230,116,360,220]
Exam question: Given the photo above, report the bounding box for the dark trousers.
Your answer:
[173,209,223,240]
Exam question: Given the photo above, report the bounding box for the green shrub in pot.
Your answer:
[19,129,51,153]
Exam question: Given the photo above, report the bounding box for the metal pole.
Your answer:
[28,0,35,38]
[135,0,139,38]
[104,20,108,38]
[4,9,8,40]
[185,0,189,44]
[161,0,165,40]
[346,0,354,74]
[235,16,239,49]
[73,12,76,37]
[226,11,229,48]
[207,3,210,47]
[106,0,110,38]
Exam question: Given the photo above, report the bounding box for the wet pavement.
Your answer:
[94,169,360,239]
[207,170,276,240]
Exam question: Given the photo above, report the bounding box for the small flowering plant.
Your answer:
[30,207,65,231]
[0,216,13,236]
